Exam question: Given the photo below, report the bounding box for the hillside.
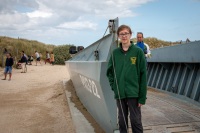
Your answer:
[132,37,178,50]
[0,36,55,65]
[0,36,179,66]
[0,36,73,66]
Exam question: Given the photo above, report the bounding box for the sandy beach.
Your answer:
[0,63,74,133]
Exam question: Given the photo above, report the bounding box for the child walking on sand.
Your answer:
[2,53,13,81]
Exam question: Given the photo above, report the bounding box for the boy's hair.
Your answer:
[117,25,132,35]
[22,51,24,53]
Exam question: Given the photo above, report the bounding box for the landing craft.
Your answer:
[65,18,200,133]
[66,18,119,133]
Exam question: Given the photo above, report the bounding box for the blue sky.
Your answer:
[0,0,199,47]
[130,0,200,42]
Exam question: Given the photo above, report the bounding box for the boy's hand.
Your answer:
[138,103,143,107]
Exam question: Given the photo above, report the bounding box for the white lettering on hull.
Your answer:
[79,75,101,99]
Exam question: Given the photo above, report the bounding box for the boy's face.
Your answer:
[118,29,131,45]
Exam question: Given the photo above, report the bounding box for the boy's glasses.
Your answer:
[118,33,130,37]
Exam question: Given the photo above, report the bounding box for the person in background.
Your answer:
[50,52,54,65]
[2,53,13,81]
[107,25,147,133]
[136,32,151,57]
[27,55,34,65]
[22,51,28,64]
[136,32,151,68]
[35,51,42,66]
[20,52,27,73]
[45,51,50,64]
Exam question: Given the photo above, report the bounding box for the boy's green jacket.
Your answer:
[106,43,147,104]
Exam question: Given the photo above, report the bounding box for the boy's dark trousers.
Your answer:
[117,98,143,133]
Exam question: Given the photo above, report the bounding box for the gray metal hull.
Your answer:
[65,18,119,132]
[147,41,200,103]
[66,61,117,133]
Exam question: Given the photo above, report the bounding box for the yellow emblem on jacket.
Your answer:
[130,57,136,64]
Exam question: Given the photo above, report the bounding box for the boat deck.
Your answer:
[137,88,200,133]
[66,81,200,133]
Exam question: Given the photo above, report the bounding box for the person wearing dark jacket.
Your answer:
[107,25,147,133]
[20,52,27,73]
[2,53,13,81]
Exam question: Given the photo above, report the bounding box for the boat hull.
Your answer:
[66,61,118,133]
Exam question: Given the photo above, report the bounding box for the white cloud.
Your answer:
[57,21,97,30]
[27,11,52,18]
[27,1,52,18]
[0,12,29,31]
[0,0,154,44]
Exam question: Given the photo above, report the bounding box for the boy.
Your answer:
[107,25,147,133]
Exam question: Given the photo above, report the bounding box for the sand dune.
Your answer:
[0,63,75,133]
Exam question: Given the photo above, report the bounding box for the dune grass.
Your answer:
[0,36,55,66]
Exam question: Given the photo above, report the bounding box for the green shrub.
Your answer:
[53,45,72,65]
